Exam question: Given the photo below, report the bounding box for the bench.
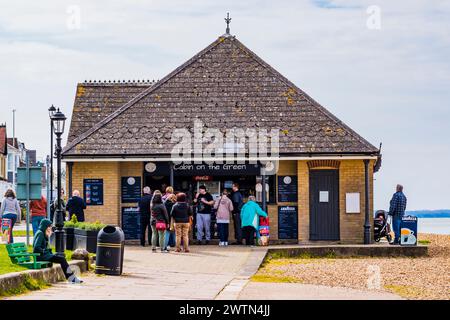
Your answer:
[6,243,52,269]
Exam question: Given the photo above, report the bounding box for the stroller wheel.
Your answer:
[374,237,380,242]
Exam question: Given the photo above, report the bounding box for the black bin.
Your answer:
[95,225,125,275]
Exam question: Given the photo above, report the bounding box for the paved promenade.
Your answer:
[8,244,403,300]
[10,245,266,300]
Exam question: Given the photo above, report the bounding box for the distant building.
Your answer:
[0,124,9,194]
[6,138,36,189]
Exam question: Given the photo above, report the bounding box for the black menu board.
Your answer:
[277,176,298,202]
[278,206,298,239]
[121,207,140,240]
[121,176,142,203]
[83,179,103,206]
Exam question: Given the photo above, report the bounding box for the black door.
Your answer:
[309,170,340,241]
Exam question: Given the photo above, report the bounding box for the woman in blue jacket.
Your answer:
[240,196,267,246]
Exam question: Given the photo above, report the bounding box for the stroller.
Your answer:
[373,210,393,243]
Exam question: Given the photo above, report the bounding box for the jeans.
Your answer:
[2,213,17,243]
[151,225,166,251]
[232,212,242,243]
[196,213,211,241]
[47,255,73,279]
[217,223,229,242]
[164,230,176,249]
[32,216,45,236]
[175,223,190,251]
[139,215,151,246]
[242,226,256,246]
[392,215,401,244]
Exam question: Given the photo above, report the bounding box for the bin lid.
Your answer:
[97,225,125,242]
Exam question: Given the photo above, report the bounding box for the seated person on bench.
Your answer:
[33,218,83,284]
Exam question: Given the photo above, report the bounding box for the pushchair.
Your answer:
[373,210,393,243]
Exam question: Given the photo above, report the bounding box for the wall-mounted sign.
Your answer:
[143,161,261,176]
[278,206,298,239]
[121,176,142,203]
[319,191,329,203]
[277,176,298,202]
[345,193,360,213]
[83,179,103,206]
[193,176,213,181]
[121,207,140,240]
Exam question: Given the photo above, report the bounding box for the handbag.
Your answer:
[156,221,167,231]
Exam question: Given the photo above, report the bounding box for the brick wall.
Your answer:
[69,161,120,225]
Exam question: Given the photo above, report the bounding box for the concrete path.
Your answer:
[9,245,266,300]
[237,282,403,300]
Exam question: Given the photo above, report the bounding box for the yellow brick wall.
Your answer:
[297,159,374,244]
[339,160,374,243]
[69,162,121,225]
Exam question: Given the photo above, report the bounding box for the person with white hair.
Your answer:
[138,186,153,247]
[240,196,267,246]
[388,184,407,245]
[66,190,87,222]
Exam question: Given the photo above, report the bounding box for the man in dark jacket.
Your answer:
[33,218,82,283]
[388,184,407,244]
[138,186,152,247]
[66,190,86,222]
[230,183,244,245]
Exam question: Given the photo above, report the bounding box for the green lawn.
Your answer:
[12,230,34,237]
[0,244,73,275]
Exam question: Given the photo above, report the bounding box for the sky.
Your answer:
[0,0,449,210]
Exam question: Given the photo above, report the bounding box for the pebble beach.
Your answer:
[254,233,450,300]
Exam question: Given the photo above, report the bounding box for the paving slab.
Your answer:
[238,282,404,300]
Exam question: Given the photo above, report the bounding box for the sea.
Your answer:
[417,218,450,235]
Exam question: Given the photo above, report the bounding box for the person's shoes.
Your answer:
[184,249,190,253]
[196,240,202,245]
[167,245,171,250]
[162,249,169,253]
[69,277,83,284]
[230,241,242,245]
[205,240,210,245]
[219,242,223,246]
[152,248,157,252]
[176,248,181,252]
[224,242,228,246]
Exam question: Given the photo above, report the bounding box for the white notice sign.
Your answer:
[319,191,329,203]
[346,193,361,213]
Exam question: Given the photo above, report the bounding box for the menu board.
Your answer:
[278,206,298,239]
[121,207,140,240]
[121,176,142,203]
[83,179,103,206]
[277,176,298,202]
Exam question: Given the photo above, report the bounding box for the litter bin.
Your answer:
[400,216,418,246]
[95,225,125,275]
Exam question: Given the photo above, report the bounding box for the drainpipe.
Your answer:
[169,162,174,187]
[67,162,73,197]
[364,159,371,244]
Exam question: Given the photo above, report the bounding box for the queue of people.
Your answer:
[137,182,268,252]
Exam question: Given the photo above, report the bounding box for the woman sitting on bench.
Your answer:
[33,218,83,284]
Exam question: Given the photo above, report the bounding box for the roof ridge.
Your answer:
[230,38,378,152]
[63,36,229,154]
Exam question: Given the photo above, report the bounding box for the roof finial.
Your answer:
[225,12,231,34]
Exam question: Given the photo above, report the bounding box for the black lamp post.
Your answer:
[48,105,56,205]
[51,108,66,257]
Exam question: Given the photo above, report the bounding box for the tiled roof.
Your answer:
[0,125,6,155]
[63,35,379,157]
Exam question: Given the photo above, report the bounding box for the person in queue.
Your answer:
[170,193,193,253]
[240,196,267,246]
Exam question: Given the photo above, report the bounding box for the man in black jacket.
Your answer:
[138,186,152,246]
[230,183,244,245]
[66,190,87,222]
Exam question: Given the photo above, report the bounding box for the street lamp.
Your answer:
[51,108,66,257]
[48,105,56,205]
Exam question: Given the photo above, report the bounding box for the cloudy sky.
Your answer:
[0,0,449,210]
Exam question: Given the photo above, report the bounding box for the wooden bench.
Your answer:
[6,243,52,269]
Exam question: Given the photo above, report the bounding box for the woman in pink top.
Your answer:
[214,189,234,246]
